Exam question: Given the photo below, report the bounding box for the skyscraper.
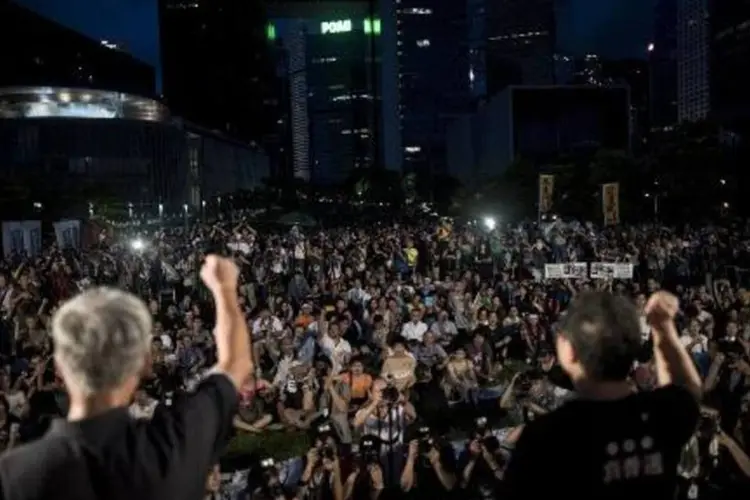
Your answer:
[394,0,472,172]
[676,0,710,122]
[710,0,750,129]
[0,1,155,96]
[484,0,556,94]
[651,0,678,128]
[158,1,279,144]
[267,1,399,183]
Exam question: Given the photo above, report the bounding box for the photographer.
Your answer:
[343,435,386,500]
[677,405,750,500]
[297,424,344,500]
[353,379,416,446]
[245,454,293,500]
[458,418,505,499]
[399,426,456,499]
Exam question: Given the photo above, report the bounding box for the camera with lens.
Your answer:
[359,435,381,464]
[698,409,721,440]
[312,422,337,460]
[381,384,400,405]
[247,454,284,499]
[472,416,500,453]
[416,425,435,454]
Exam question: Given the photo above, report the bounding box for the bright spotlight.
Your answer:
[130,239,145,251]
[483,217,496,231]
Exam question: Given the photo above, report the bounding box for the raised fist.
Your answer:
[644,290,679,328]
[200,255,239,293]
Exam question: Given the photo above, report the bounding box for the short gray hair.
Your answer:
[52,287,152,396]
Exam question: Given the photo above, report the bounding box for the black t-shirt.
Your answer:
[0,373,239,500]
[503,385,699,500]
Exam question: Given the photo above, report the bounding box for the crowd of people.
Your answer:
[1,213,750,499]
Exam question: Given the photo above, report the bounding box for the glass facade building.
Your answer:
[269,0,399,184]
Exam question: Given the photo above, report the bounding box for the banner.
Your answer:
[602,182,620,226]
[1,221,42,257]
[53,219,82,249]
[590,262,634,279]
[539,174,555,213]
[544,262,588,279]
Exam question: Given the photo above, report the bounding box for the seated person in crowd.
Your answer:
[336,357,373,410]
[443,346,479,404]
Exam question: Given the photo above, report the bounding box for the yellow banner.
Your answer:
[602,182,620,226]
[538,174,554,213]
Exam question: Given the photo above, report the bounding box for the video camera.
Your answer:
[246,454,284,499]
[718,338,746,361]
[472,416,500,454]
[314,422,337,460]
[359,435,381,464]
[416,425,435,454]
[381,380,400,405]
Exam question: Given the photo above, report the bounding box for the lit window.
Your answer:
[403,7,432,15]
[416,39,430,47]
[404,146,421,153]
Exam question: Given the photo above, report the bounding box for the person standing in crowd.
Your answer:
[0,255,252,500]
[503,290,702,499]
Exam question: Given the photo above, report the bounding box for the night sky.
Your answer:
[16,0,654,84]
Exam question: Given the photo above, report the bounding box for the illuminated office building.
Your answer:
[677,0,710,122]
[485,0,556,93]
[395,0,472,172]
[268,1,400,183]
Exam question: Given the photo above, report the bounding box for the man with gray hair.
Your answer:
[0,255,252,500]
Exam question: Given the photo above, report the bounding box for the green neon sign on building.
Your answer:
[363,18,381,35]
[321,19,353,34]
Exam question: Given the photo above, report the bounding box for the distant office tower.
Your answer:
[267,1,399,184]
[485,0,556,94]
[158,0,279,144]
[0,2,155,96]
[651,0,678,128]
[676,0,710,122]
[395,0,473,172]
[573,54,604,85]
[710,0,750,128]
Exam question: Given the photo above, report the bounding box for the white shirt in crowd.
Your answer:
[401,320,428,342]
[347,287,371,305]
[680,333,709,354]
[319,334,352,374]
[362,405,405,445]
[159,333,174,351]
[252,316,284,337]
[129,399,158,420]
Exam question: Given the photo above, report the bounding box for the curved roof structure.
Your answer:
[0,86,169,122]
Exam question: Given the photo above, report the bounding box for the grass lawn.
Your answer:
[221,360,526,469]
